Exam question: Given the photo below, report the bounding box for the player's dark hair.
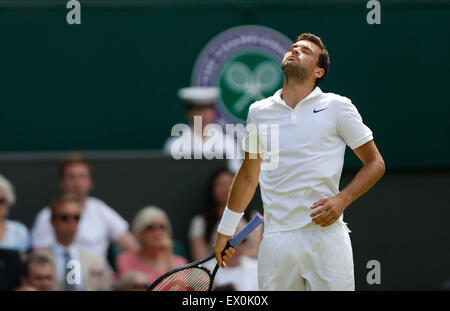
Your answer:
[296,33,330,86]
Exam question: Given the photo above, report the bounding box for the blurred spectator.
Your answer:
[213,221,259,291]
[16,252,55,291]
[0,174,31,255]
[0,248,21,291]
[188,168,262,261]
[163,86,242,173]
[116,206,188,284]
[113,270,150,291]
[31,153,139,258]
[36,194,113,291]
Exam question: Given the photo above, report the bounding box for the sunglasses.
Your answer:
[55,214,81,222]
[0,198,8,205]
[145,223,167,231]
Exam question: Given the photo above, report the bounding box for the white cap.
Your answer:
[178,86,220,106]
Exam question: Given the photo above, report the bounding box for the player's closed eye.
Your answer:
[300,46,313,55]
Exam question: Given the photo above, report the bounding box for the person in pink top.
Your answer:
[116,206,188,284]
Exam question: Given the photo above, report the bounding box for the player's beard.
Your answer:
[281,60,309,84]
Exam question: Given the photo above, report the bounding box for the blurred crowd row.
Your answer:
[0,153,262,291]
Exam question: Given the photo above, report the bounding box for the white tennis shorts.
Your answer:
[257,221,355,291]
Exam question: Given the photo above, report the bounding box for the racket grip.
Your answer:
[229,213,264,247]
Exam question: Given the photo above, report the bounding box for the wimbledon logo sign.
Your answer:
[191,25,292,124]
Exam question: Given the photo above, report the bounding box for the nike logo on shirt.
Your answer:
[313,108,327,113]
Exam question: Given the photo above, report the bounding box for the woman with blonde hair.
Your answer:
[0,174,30,255]
[116,206,188,284]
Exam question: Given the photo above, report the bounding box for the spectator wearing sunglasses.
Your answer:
[115,206,188,284]
[35,194,113,290]
[0,174,31,256]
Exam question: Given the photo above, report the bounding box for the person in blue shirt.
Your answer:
[0,174,30,257]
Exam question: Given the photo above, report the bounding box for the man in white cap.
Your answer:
[163,86,242,172]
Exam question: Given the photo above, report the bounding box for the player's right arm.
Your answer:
[213,152,262,268]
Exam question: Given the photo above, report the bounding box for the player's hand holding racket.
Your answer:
[213,232,234,268]
[147,214,264,291]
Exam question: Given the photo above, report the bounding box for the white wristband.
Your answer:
[217,207,244,236]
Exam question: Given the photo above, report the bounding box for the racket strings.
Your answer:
[150,267,212,291]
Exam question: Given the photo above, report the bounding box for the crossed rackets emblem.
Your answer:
[224,61,281,114]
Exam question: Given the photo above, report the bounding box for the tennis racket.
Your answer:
[147,213,264,291]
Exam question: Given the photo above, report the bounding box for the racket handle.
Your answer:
[229,213,264,247]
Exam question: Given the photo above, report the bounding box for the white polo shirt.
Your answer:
[242,87,373,233]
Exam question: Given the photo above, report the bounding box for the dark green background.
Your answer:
[0,0,449,168]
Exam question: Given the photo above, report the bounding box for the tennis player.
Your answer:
[213,33,385,291]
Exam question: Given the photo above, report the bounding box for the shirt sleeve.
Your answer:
[187,215,206,239]
[97,202,129,242]
[337,99,374,150]
[30,208,55,248]
[241,107,264,154]
[15,222,31,252]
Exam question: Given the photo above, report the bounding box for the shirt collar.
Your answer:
[53,241,78,257]
[273,86,323,107]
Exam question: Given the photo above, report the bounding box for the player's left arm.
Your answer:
[310,140,385,226]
